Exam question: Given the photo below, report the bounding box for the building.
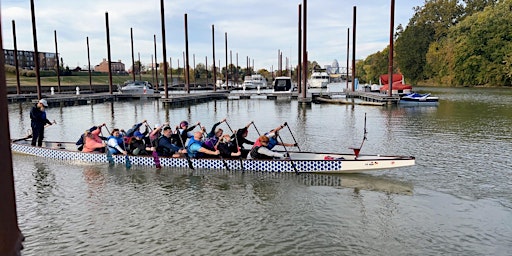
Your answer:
[94,58,126,73]
[3,49,58,70]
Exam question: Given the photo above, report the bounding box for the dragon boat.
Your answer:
[11,139,415,174]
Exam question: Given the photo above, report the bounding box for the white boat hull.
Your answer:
[11,141,414,173]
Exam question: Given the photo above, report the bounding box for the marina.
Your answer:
[6,86,512,255]
[7,83,410,107]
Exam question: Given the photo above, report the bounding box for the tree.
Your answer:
[395,22,435,83]
[409,0,464,41]
[462,0,498,16]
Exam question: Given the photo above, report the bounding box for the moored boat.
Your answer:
[273,76,293,92]
[379,74,412,95]
[251,74,268,89]
[400,93,439,105]
[308,69,330,88]
[11,140,415,174]
[119,80,155,94]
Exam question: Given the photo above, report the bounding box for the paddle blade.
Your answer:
[152,151,161,169]
[125,155,132,169]
[106,149,115,166]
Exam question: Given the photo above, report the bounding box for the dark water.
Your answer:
[8,86,512,255]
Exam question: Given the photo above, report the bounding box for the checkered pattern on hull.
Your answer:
[11,143,343,173]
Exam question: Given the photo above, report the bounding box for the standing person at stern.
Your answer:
[30,99,54,146]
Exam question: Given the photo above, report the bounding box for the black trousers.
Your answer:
[31,126,45,146]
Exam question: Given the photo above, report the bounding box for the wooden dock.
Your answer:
[160,92,229,106]
[346,91,400,104]
[6,90,397,107]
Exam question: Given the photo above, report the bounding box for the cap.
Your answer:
[266,132,275,138]
[180,121,189,127]
[134,131,144,138]
[38,99,48,107]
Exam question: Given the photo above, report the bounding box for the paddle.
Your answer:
[12,134,32,143]
[252,122,261,136]
[350,113,368,159]
[277,133,299,174]
[145,123,162,169]
[103,126,115,165]
[225,120,244,171]
[122,137,132,169]
[283,122,301,151]
[198,126,228,171]
[177,126,194,170]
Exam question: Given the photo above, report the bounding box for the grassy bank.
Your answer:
[5,72,140,86]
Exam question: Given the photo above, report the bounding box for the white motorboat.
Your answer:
[308,70,330,88]
[242,76,255,89]
[251,74,268,89]
[119,81,155,94]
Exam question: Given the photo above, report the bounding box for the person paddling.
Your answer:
[231,121,255,158]
[30,99,55,146]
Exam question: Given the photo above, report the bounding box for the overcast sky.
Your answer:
[1,0,424,71]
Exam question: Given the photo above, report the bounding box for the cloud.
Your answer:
[1,0,424,70]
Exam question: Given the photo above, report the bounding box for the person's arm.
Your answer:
[44,118,53,126]
[86,137,106,150]
[207,118,226,137]
[108,138,126,154]
[91,124,105,136]
[186,121,200,132]
[277,141,298,147]
[270,122,287,134]
[198,146,219,156]
[126,120,147,137]
[150,123,167,137]
[158,137,173,151]
[240,137,254,146]
[257,147,285,158]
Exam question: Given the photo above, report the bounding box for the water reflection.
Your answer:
[32,162,56,200]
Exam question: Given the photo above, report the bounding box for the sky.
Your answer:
[1,0,425,71]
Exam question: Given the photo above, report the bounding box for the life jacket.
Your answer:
[187,138,204,158]
[203,136,218,150]
[250,146,273,160]
[107,135,125,152]
[156,135,170,156]
[267,137,278,150]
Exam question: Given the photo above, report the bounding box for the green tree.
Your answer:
[449,0,512,86]
[409,0,464,41]
[357,49,390,84]
[462,0,498,16]
[395,22,435,83]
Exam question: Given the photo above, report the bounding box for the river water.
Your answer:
[8,86,512,255]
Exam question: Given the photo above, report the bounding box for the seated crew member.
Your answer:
[248,135,288,160]
[149,122,169,146]
[232,121,254,158]
[125,119,148,137]
[217,134,241,158]
[82,124,107,153]
[252,123,298,150]
[129,131,154,155]
[156,126,185,157]
[203,118,226,150]
[76,124,107,151]
[176,120,200,148]
[187,131,220,158]
[107,128,127,155]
